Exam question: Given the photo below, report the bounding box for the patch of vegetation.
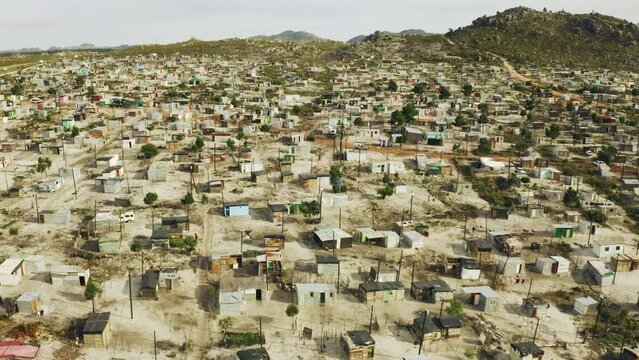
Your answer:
[377,185,394,199]
[130,239,143,252]
[224,332,263,348]
[471,176,516,207]
[140,144,159,159]
[169,235,197,251]
[144,192,158,205]
[446,299,464,316]
[585,209,608,224]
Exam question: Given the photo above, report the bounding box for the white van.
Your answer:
[120,211,135,223]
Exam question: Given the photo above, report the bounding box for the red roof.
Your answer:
[0,340,40,359]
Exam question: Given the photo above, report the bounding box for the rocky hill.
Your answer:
[447,7,639,70]
[249,31,324,42]
[347,29,435,43]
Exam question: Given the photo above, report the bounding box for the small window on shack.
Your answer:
[310,292,314,297]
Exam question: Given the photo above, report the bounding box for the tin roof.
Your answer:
[83,312,110,335]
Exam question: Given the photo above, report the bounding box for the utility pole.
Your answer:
[368,305,374,335]
[418,310,427,354]
[409,192,414,221]
[93,200,97,238]
[532,317,540,342]
[337,261,341,294]
[525,277,534,301]
[586,205,594,246]
[34,193,40,223]
[396,250,403,282]
[613,254,619,284]
[119,210,123,246]
[71,168,78,200]
[186,203,191,232]
[339,208,342,229]
[128,271,133,319]
[463,214,468,240]
[3,169,8,193]
[318,189,323,223]
[410,262,415,286]
[154,330,157,360]
[592,297,604,339]
[357,148,362,177]
[485,207,489,240]
[619,320,629,358]
[213,143,217,172]
[259,317,263,348]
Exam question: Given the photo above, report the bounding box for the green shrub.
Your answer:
[224,332,262,348]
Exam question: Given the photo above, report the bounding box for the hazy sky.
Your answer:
[1,0,637,50]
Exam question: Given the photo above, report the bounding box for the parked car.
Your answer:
[120,211,135,223]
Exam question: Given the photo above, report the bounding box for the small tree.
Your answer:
[144,192,158,205]
[387,80,398,92]
[36,157,52,175]
[236,131,245,140]
[183,235,198,251]
[597,145,617,165]
[329,164,342,184]
[401,103,418,124]
[446,299,464,316]
[353,117,364,127]
[183,192,195,205]
[300,200,321,219]
[563,188,581,208]
[191,137,205,152]
[260,124,272,133]
[286,304,299,330]
[218,317,235,334]
[412,82,427,94]
[390,110,405,127]
[462,84,474,97]
[438,86,451,99]
[130,239,143,252]
[84,278,102,313]
[476,138,492,155]
[71,126,80,137]
[141,144,159,159]
[377,185,393,199]
[226,139,236,150]
[545,124,561,146]
[586,209,607,224]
